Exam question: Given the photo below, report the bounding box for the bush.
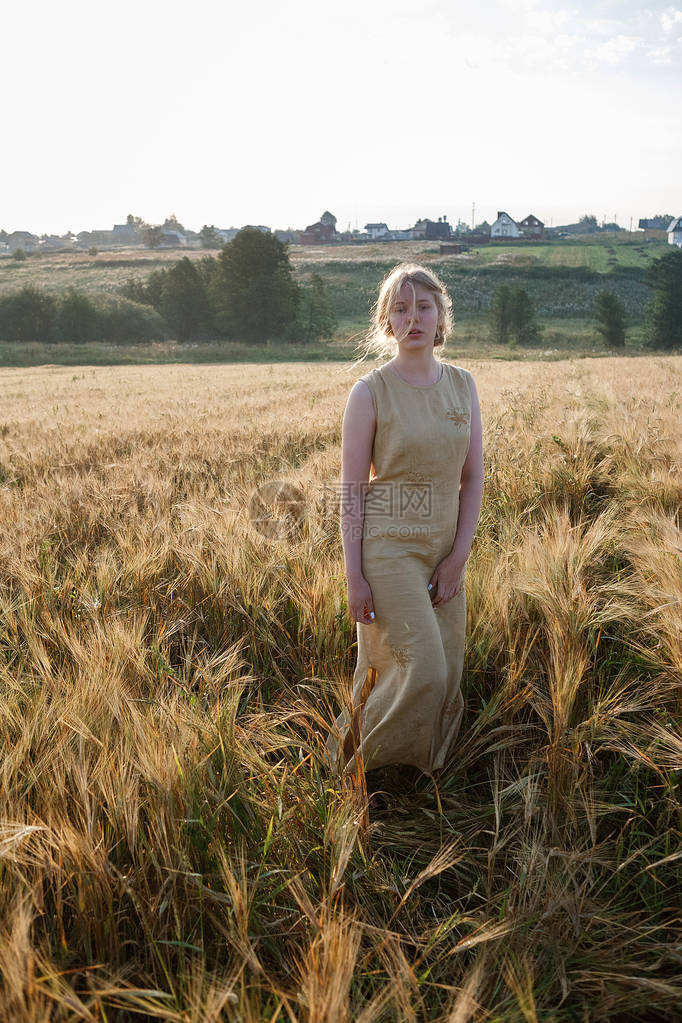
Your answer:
[12,248,27,261]
[645,248,682,350]
[0,286,168,345]
[120,271,166,308]
[89,294,169,344]
[0,286,57,342]
[160,257,211,341]
[299,273,337,342]
[54,288,99,344]
[509,288,542,345]
[489,285,541,345]
[594,290,626,347]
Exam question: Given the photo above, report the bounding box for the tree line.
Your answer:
[0,229,336,346]
[487,248,682,350]
[0,235,680,349]
[120,228,336,343]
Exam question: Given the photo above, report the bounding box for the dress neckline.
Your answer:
[384,361,446,389]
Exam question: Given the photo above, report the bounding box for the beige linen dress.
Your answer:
[326,360,473,776]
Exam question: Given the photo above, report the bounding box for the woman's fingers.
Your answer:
[349,602,376,623]
[361,599,376,623]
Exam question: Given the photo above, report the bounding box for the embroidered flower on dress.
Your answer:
[389,645,410,669]
[445,406,469,425]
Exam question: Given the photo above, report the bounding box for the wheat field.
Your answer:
[0,355,681,1021]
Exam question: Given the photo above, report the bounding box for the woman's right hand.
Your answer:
[347,574,376,624]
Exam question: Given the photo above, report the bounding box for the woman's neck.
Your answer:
[390,349,441,385]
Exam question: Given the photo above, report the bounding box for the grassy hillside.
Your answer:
[0,357,681,1019]
[0,238,670,365]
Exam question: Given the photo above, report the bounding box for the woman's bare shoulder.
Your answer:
[346,370,377,422]
[445,363,476,384]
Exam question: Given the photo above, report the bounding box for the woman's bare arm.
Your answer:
[340,380,376,581]
[448,373,484,563]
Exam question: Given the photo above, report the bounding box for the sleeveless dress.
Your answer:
[325,360,473,776]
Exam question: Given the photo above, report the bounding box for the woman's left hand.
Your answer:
[428,555,466,607]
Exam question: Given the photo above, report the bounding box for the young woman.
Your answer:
[325,263,484,785]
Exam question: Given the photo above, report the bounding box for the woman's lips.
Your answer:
[408,330,422,336]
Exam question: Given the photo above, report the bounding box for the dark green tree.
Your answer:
[646,248,682,350]
[489,285,541,345]
[577,214,598,233]
[160,257,210,341]
[199,224,222,249]
[120,268,167,308]
[510,288,541,345]
[489,284,513,344]
[0,286,56,342]
[142,225,163,249]
[212,228,300,343]
[54,288,98,343]
[594,290,626,347]
[301,273,337,341]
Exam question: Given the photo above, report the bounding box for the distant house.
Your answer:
[7,230,39,252]
[112,223,141,245]
[490,212,522,239]
[365,222,389,239]
[216,228,239,243]
[299,210,339,244]
[639,216,672,230]
[667,216,682,247]
[39,234,76,251]
[76,230,115,248]
[159,227,187,247]
[300,220,337,244]
[518,214,544,237]
[424,216,451,241]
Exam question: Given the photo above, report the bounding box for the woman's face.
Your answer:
[388,281,440,347]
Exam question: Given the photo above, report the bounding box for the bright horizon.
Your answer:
[5,0,681,237]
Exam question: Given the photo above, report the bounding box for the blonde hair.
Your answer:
[353,262,454,365]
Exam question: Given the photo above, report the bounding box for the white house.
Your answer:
[490,211,522,238]
[667,217,682,247]
[365,222,389,239]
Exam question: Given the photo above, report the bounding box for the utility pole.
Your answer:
[471,202,475,230]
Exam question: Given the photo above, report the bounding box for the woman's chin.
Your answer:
[399,336,431,348]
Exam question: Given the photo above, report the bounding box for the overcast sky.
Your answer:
[4,0,681,235]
